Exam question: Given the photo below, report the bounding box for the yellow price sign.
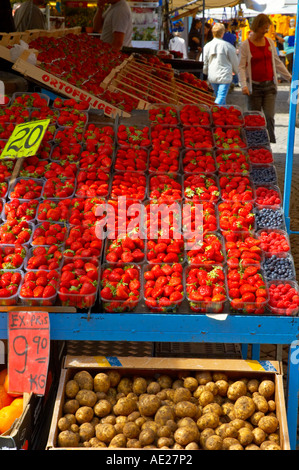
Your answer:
[0,119,51,159]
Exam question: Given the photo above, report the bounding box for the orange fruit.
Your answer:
[0,368,7,386]
[0,385,13,409]
[10,398,23,415]
[3,375,22,397]
[0,403,21,434]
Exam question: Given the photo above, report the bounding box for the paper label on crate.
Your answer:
[206,314,228,321]
[245,360,277,372]
[94,356,122,367]
[0,119,50,159]
[7,311,50,395]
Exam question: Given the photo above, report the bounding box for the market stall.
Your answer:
[0,15,298,450]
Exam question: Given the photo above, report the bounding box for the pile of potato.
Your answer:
[56,369,282,450]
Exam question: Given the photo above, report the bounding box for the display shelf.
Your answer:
[0,311,298,448]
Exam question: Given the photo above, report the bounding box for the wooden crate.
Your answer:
[102,55,215,107]
[46,356,290,450]
[12,56,131,118]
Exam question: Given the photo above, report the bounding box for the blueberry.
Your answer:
[251,166,277,184]
[245,129,270,147]
[263,254,295,280]
[256,208,284,228]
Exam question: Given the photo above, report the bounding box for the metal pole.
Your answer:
[283,2,299,234]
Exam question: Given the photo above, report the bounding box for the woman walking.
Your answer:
[238,14,292,143]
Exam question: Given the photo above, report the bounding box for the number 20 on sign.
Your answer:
[0,119,50,159]
[8,311,50,395]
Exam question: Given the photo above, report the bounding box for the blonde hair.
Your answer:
[212,23,225,38]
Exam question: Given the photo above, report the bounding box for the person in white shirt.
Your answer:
[93,0,133,50]
[169,32,187,59]
[203,22,239,105]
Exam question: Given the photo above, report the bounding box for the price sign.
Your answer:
[0,119,50,159]
[8,311,50,396]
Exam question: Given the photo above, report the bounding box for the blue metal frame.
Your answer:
[283,0,299,235]
[1,312,298,449]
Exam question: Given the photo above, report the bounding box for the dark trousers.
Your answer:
[286,53,294,73]
[248,81,277,143]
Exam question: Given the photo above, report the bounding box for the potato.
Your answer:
[94,399,112,418]
[132,377,148,395]
[183,377,198,392]
[100,414,115,425]
[122,422,140,439]
[258,380,275,399]
[237,427,253,446]
[76,389,97,408]
[127,439,142,448]
[195,371,212,385]
[185,442,199,450]
[157,375,173,389]
[202,403,222,417]
[222,437,240,450]
[227,381,247,401]
[117,377,133,395]
[193,385,206,399]
[147,382,161,395]
[63,399,80,415]
[198,390,214,407]
[65,380,80,399]
[113,397,137,416]
[229,444,244,450]
[247,379,259,394]
[205,435,223,450]
[215,380,229,397]
[95,423,117,443]
[157,437,174,448]
[174,401,198,418]
[222,402,236,421]
[75,406,94,424]
[173,387,192,403]
[172,379,184,390]
[94,373,111,393]
[89,437,106,447]
[250,411,264,427]
[234,396,255,420]
[260,440,281,450]
[205,382,218,396]
[79,422,95,442]
[154,405,176,425]
[258,415,279,434]
[252,427,267,446]
[58,430,80,447]
[245,444,261,450]
[230,419,247,431]
[141,420,159,434]
[166,419,178,432]
[199,428,215,447]
[268,400,276,412]
[252,393,269,413]
[197,412,219,431]
[157,425,172,438]
[58,414,76,431]
[268,433,280,445]
[73,371,93,390]
[216,423,238,439]
[213,372,228,382]
[109,434,127,448]
[174,426,200,446]
[135,416,147,428]
[106,370,121,387]
[138,394,161,416]
[70,423,79,433]
[139,428,156,446]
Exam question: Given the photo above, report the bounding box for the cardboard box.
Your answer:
[46,355,290,450]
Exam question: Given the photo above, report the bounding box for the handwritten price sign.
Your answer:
[0,119,50,159]
[8,311,50,395]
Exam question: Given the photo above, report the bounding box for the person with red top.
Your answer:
[238,14,291,143]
